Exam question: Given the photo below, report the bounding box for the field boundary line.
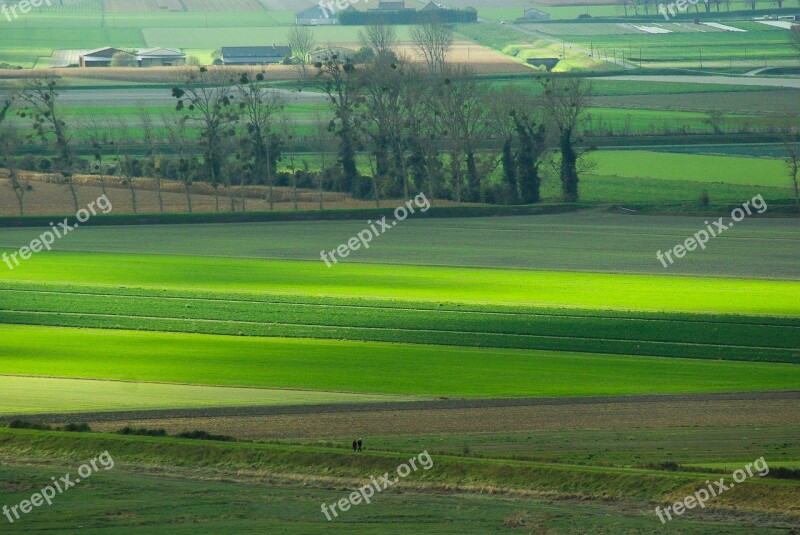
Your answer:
[1,287,798,326]
[2,310,798,352]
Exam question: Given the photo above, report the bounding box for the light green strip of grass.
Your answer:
[1,253,798,315]
[2,325,798,397]
[0,376,414,416]
[591,151,788,187]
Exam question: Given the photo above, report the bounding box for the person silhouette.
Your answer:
[352,439,357,452]
[357,438,363,452]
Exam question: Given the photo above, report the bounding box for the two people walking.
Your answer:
[351,438,363,452]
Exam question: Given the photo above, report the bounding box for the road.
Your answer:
[599,74,800,88]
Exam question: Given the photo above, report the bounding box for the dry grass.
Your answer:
[87,398,800,441]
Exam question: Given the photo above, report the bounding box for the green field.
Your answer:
[0,211,797,531]
[2,252,799,314]
[0,376,413,415]
[3,323,800,396]
[2,428,794,534]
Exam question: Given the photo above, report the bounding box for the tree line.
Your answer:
[0,23,595,216]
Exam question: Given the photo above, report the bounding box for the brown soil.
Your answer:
[18,391,800,441]
[0,170,456,216]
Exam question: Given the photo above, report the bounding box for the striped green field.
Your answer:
[2,323,799,397]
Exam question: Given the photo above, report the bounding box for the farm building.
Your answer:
[137,48,186,67]
[221,46,292,65]
[377,1,406,8]
[369,1,411,11]
[296,4,338,25]
[420,1,448,11]
[78,47,131,68]
[522,8,550,21]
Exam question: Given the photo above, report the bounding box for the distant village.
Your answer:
[59,1,486,69]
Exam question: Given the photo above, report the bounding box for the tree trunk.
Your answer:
[155,174,164,213]
[129,182,137,213]
[184,181,193,213]
[66,179,79,212]
[560,132,579,203]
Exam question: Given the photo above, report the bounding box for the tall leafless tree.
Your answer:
[235,71,284,211]
[359,22,397,60]
[0,94,26,216]
[173,67,240,212]
[315,53,360,194]
[288,26,315,80]
[19,75,78,211]
[783,132,800,209]
[541,77,593,203]
[410,19,453,75]
[139,105,163,213]
[790,25,800,54]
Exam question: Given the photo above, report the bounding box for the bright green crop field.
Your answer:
[1,252,799,314]
[2,323,799,397]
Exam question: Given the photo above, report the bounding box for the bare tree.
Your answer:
[359,22,397,60]
[0,92,26,215]
[173,67,240,212]
[288,26,315,80]
[281,114,300,210]
[410,19,453,75]
[111,119,139,213]
[541,77,593,203]
[0,91,12,125]
[357,57,407,200]
[315,53,360,194]
[110,51,137,67]
[783,132,800,209]
[235,71,284,211]
[312,110,329,210]
[790,25,800,54]
[163,114,194,213]
[139,105,163,213]
[19,75,78,211]
[84,117,110,198]
[435,67,492,203]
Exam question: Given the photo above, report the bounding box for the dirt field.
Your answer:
[35,391,800,440]
[0,172,388,216]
